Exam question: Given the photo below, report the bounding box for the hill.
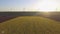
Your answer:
[0,16,60,34]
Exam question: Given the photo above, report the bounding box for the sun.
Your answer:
[36,0,58,12]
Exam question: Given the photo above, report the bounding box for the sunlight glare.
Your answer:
[37,0,58,12]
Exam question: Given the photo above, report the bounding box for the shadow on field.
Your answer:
[0,12,60,23]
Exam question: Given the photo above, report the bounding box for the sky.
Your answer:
[0,0,60,11]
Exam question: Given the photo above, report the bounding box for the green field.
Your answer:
[0,16,60,34]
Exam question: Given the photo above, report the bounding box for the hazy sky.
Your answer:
[0,0,60,11]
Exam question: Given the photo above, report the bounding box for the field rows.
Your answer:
[0,16,60,34]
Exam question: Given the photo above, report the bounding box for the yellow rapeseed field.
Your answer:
[0,16,60,34]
